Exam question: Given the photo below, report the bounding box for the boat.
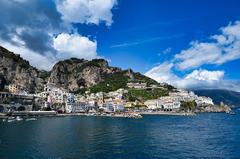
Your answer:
[8,116,15,120]
[16,116,23,121]
[229,111,236,115]
[7,119,15,122]
[130,113,143,118]
[2,119,6,122]
[26,118,37,121]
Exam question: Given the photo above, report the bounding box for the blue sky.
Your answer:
[0,0,240,91]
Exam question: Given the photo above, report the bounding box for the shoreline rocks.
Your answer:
[194,104,231,114]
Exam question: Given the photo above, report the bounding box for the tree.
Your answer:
[181,101,197,111]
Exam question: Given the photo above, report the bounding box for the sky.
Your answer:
[1,0,240,91]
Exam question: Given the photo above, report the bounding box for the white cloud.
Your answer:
[221,21,240,38]
[0,32,99,70]
[144,63,223,87]
[145,62,240,91]
[111,34,184,48]
[175,21,240,70]
[53,33,98,60]
[178,70,224,89]
[145,20,240,91]
[157,47,172,56]
[145,62,179,84]
[56,0,117,26]
[0,0,119,71]
[162,47,172,55]
[175,42,222,70]
[185,70,224,81]
[0,40,56,70]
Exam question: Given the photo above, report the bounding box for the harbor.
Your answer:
[0,110,143,122]
[140,111,196,116]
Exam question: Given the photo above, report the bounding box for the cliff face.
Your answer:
[48,58,122,91]
[0,46,49,93]
[0,46,158,93]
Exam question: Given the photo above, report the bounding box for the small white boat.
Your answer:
[26,118,37,121]
[7,119,15,122]
[2,119,7,122]
[229,111,236,115]
[8,116,15,120]
[16,116,23,121]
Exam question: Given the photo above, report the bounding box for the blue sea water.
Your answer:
[0,110,240,159]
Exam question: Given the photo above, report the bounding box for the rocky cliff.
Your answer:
[0,46,49,93]
[48,58,122,91]
[0,46,158,93]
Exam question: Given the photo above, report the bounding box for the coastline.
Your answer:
[57,112,143,118]
[1,111,196,119]
[139,111,196,116]
[1,106,232,120]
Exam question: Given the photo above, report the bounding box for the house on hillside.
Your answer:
[127,82,147,89]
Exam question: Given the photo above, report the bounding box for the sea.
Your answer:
[0,109,240,159]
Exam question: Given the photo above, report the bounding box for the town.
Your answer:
[0,77,218,118]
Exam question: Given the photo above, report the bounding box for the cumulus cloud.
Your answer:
[178,70,224,89]
[175,21,240,70]
[56,0,117,26]
[0,1,62,57]
[53,33,97,60]
[145,62,179,83]
[145,61,240,92]
[175,42,222,70]
[145,65,233,91]
[185,70,224,81]
[145,20,240,91]
[0,0,117,70]
[0,32,99,70]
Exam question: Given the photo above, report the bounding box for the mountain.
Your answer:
[0,46,158,93]
[0,46,49,93]
[48,57,158,93]
[194,89,240,107]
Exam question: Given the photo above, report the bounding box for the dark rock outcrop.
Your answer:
[0,73,6,90]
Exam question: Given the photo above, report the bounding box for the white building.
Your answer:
[66,101,88,113]
[144,100,159,110]
[8,84,28,95]
[75,102,88,112]
[144,97,181,111]
[195,96,214,106]
[86,100,97,111]
[169,90,198,102]
[168,89,214,107]
[113,104,125,112]
[41,83,70,105]
[127,82,147,89]
[100,103,114,113]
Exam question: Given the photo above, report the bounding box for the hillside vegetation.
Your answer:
[126,88,169,102]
